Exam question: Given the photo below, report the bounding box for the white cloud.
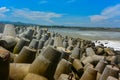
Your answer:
[66,0,76,3]
[90,4,120,22]
[0,7,10,13]
[90,15,107,22]
[39,0,48,4]
[12,8,63,23]
[0,7,10,17]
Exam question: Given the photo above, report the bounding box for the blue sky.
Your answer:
[0,0,120,27]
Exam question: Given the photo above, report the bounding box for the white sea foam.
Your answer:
[93,40,120,51]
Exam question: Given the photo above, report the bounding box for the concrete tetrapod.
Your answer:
[68,38,73,46]
[58,74,76,80]
[38,40,45,49]
[80,67,97,80]
[58,47,70,60]
[35,29,43,40]
[44,39,50,47]
[82,55,104,65]
[72,59,84,77]
[48,38,54,46]
[9,63,30,80]
[54,59,72,80]
[96,47,104,55]
[107,76,118,80]
[24,73,48,80]
[42,46,62,80]
[54,36,63,47]
[99,65,119,80]
[95,60,107,74]
[96,72,102,80]
[0,36,17,50]
[29,55,51,76]
[86,47,95,56]
[0,46,17,62]
[13,38,30,54]
[14,46,36,63]
[104,48,115,56]
[3,24,16,37]
[41,46,62,63]
[29,46,62,80]
[84,63,94,71]
[71,47,81,59]
[41,34,49,41]
[21,29,34,40]
[29,39,39,49]
[0,49,10,80]
[67,45,74,51]
[63,39,69,49]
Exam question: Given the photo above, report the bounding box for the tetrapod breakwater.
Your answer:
[0,24,120,80]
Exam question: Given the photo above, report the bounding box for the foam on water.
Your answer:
[93,40,120,51]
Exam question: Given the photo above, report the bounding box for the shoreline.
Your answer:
[48,27,120,32]
[53,32,120,40]
[1,31,120,51]
[49,28,120,40]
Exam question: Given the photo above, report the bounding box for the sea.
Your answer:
[48,28,120,40]
[49,28,120,50]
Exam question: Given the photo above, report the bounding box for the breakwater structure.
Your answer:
[0,24,120,80]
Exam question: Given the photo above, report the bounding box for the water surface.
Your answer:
[49,28,120,40]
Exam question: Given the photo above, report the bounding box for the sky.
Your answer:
[0,0,120,27]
